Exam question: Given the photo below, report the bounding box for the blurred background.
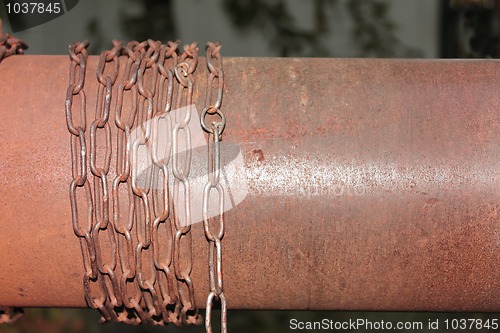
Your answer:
[2,0,500,58]
[1,0,500,332]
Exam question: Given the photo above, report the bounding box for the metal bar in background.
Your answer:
[0,55,498,311]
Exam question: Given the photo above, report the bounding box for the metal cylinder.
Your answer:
[0,55,498,310]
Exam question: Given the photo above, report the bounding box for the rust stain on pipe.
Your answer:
[0,56,499,311]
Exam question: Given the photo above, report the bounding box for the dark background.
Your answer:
[3,0,500,58]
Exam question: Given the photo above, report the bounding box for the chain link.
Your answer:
[151,40,182,325]
[112,41,145,325]
[131,40,162,324]
[172,42,202,326]
[66,40,113,322]
[0,18,28,63]
[202,42,227,333]
[0,307,24,324]
[90,40,124,323]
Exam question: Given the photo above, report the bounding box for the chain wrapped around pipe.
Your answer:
[0,42,499,317]
[65,39,225,330]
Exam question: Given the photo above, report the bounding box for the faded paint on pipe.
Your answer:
[0,56,498,310]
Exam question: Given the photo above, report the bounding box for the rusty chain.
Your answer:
[66,40,113,323]
[90,40,123,323]
[131,39,161,324]
[65,39,226,331]
[0,18,27,63]
[202,42,227,333]
[172,42,202,326]
[112,40,143,325]
[151,40,182,325]
[0,307,24,324]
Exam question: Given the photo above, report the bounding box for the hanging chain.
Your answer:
[66,39,228,331]
[131,39,160,323]
[172,42,202,326]
[0,18,28,63]
[151,40,182,325]
[90,40,124,323]
[201,42,227,333]
[66,40,112,322]
[112,40,143,325]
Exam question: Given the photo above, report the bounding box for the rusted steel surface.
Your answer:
[0,55,498,311]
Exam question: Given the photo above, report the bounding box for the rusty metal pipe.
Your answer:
[0,55,499,311]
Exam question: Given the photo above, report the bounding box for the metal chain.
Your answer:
[66,40,112,322]
[90,40,124,323]
[151,40,182,325]
[113,40,143,325]
[172,42,202,326]
[0,18,28,63]
[0,307,24,324]
[201,42,227,333]
[132,39,164,324]
[66,39,227,330]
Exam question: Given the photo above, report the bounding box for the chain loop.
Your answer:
[171,42,202,326]
[66,41,111,322]
[132,40,168,324]
[205,291,227,333]
[111,42,144,323]
[89,42,124,322]
[0,307,24,324]
[202,42,228,333]
[0,18,28,63]
[151,40,181,324]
